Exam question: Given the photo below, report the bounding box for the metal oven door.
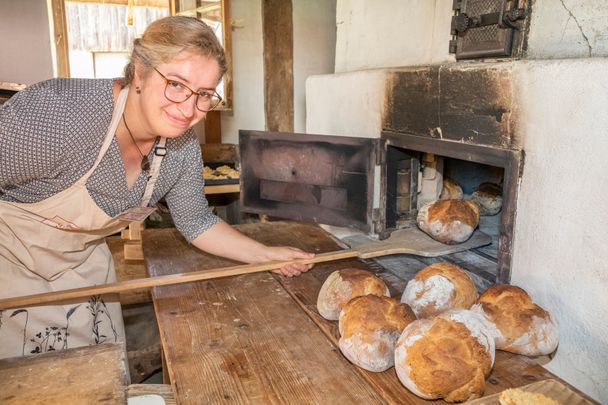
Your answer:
[239,130,382,234]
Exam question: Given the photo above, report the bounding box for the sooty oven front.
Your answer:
[238,130,523,284]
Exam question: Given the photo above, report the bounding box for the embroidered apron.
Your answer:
[0,87,166,359]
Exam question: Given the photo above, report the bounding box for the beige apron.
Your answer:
[0,87,166,359]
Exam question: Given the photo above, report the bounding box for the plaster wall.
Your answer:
[293,0,336,133]
[220,0,265,144]
[334,0,453,73]
[221,0,336,143]
[512,58,608,404]
[306,69,388,137]
[0,0,55,85]
[526,0,608,59]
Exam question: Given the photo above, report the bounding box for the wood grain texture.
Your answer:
[0,343,128,404]
[146,222,382,404]
[108,236,151,305]
[144,221,573,404]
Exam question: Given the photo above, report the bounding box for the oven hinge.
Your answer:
[449,0,527,54]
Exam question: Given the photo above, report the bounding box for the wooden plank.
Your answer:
[204,183,240,195]
[127,384,176,405]
[143,221,586,404]
[107,236,151,305]
[0,343,128,404]
[146,222,383,404]
[124,240,145,261]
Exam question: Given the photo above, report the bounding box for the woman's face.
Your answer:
[134,51,221,139]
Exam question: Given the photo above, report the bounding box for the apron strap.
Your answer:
[139,137,167,207]
[79,86,129,185]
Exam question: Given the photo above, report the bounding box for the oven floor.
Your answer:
[322,215,501,292]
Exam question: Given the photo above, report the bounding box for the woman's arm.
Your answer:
[191,221,314,277]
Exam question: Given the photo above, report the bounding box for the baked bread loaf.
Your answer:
[317,269,389,321]
[499,387,562,405]
[440,178,464,200]
[394,309,495,403]
[471,285,559,356]
[400,263,478,318]
[417,199,480,244]
[472,182,502,216]
[338,295,416,372]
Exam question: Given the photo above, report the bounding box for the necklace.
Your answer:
[122,113,150,171]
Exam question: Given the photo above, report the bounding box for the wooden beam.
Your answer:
[66,0,171,7]
[262,0,294,132]
[50,0,70,77]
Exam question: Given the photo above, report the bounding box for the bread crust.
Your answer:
[417,199,480,244]
[472,285,559,356]
[401,263,478,318]
[338,295,416,372]
[472,182,503,216]
[317,268,390,321]
[394,314,494,402]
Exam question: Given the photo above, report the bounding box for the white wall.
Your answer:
[0,0,55,85]
[334,0,453,73]
[220,0,266,144]
[526,0,608,59]
[512,58,608,403]
[293,0,336,133]
[221,0,336,143]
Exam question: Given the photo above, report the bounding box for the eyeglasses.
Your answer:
[153,67,222,112]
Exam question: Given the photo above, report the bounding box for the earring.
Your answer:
[136,86,141,94]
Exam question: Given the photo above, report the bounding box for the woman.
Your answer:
[0,16,313,359]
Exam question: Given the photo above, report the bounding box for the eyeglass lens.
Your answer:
[164,81,222,112]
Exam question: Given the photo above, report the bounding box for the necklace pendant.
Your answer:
[141,156,151,171]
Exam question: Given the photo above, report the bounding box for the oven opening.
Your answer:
[385,144,504,261]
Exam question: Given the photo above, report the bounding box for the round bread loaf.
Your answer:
[471,284,559,356]
[317,268,390,321]
[394,310,495,403]
[440,178,464,200]
[338,295,417,372]
[417,199,480,244]
[400,263,478,318]
[472,182,503,216]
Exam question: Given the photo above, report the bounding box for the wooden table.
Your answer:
[0,343,128,404]
[142,221,570,404]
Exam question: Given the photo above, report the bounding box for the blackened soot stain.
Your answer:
[291,169,297,176]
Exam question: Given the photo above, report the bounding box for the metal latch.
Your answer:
[451,0,526,34]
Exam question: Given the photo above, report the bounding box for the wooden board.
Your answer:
[344,227,492,258]
[143,221,579,404]
[468,379,599,404]
[0,343,128,404]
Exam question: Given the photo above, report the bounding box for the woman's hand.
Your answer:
[264,246,315,277]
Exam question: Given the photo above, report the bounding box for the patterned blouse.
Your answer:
[0,78,220,242]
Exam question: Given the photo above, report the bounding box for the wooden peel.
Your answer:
[0,229,491,310]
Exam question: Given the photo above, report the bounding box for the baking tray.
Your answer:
[203,162,240,186]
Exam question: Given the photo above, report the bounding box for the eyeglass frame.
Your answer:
[152,67,223,112]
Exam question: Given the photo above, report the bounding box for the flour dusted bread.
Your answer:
[338,295,416,372]
[440,178,464,200]
[417,199,480,244]
[472,182,503,216]
[499,388,562,405]
[394,309,495,403]
[400,263,478,318]
[471,285,559,356]
[317,269,390,320]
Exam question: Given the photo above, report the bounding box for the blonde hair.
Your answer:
[123,16,227,85]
